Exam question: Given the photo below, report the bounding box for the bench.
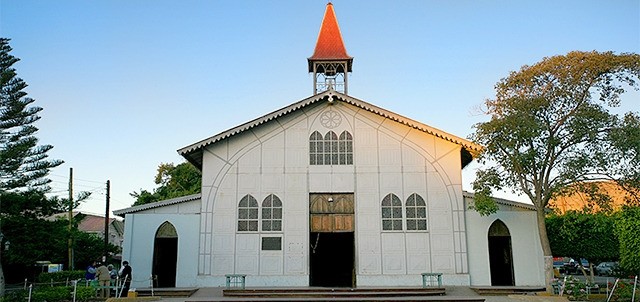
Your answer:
[225,274,247,289]
[421,272,443,287]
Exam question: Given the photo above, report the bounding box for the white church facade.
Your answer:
[114,3,545,289]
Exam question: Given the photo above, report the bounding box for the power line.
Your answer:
[49,173,107,185]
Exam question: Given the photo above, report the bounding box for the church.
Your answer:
[114,3,545,289]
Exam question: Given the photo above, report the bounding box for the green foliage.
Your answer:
[0,289,27,302]
[471,51,640,254]
[546,211,619,265]
[131,161,201,206]
[1,285,97,302]
[469,168,501,215]
[74,286,96,301]
[36,271,84,283]
[0,38,63,191]
[30,286,71,302]
[2,213,120,276]
[562,276,588,301]
[610,279,636,302]
[614,206,640,274]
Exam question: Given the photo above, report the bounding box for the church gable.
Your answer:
[181,91,479,170]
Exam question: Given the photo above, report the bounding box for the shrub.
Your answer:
[610,280,636,302]
[30,286,71,302]
[0,289,27,302]
[563,276,588,301]
[75,286,97,301]
[36,270,85,284]
[1,285,97,302]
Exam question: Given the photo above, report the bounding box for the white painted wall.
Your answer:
[464,198,545,286]
[120,207,200,288]
[196,100,468,286]
[120,98,544,288]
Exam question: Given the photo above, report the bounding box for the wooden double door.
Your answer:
[309,193,355,287]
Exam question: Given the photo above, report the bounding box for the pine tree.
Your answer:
[0,38,62,191]
[0,38,63,296]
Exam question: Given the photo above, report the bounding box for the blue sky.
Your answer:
[1,0,639,215]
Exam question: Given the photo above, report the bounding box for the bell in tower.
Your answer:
[308,2,353,95]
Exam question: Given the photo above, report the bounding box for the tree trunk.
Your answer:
[0,249,4,297]
[536,207,554,293]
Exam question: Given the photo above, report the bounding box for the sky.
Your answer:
[1,0,639,216]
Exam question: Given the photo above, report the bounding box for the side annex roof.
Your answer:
[462,191,537,211]
[113,193,201,217]
[178,89,482,169]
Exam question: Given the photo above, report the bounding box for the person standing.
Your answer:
[95,262,111,298]
[120,261,132,296]
[85,261,97,281]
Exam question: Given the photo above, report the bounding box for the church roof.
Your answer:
[308,2,353,72]
[113,193,201,216]
[178,89,482,169]
[463,191,537,211]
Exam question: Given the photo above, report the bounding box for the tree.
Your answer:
[0,38,63,296]
[546,211,619,280]
[0,38,63,191]
[131,161,201,206]
[471,51,640,291]
[614,205,640,274]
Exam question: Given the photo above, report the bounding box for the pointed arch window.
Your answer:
[310,130,353,165]
[406,193,427,230]
[238,194,258,232]
[381,193,403,231]
[339,131,353,164]
[261,194,283,232]
[324,131,339,164]
[310,131,324,165]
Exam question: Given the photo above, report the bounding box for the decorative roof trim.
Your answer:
[113,193,201,217]
[463,191,537,211]
[178,90,481,161]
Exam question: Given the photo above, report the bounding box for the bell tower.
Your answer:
[308,2,353,95]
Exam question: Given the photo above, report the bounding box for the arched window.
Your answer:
[262,194,283,232]
[381,193,403,230]
[339,131,353,164]
[309,131,323,165]
[238,194,258,231]
[310,130,354,165]
[324,131,339,165]
[406,193,427,230]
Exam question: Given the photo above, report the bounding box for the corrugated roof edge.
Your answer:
[177,89,482,158]
[113,193,202,217]
[462,191,537,211]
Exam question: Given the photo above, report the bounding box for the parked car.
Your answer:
[595,262,618,276]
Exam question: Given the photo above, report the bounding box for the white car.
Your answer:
[595,262,618,276]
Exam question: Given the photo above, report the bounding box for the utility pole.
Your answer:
[68,168,74,270]
[104,180,110,263]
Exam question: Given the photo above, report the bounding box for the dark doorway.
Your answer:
[309,194,356,287]
[152,222,178,288]
[488,220,515,286]
[309,232,354,287]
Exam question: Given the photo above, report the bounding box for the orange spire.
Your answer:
[308,2,352,71]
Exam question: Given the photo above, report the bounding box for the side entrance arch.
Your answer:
[152,222,178,288]
[488,219,515,286]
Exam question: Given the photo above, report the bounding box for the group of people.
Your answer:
[85,261,132,298]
